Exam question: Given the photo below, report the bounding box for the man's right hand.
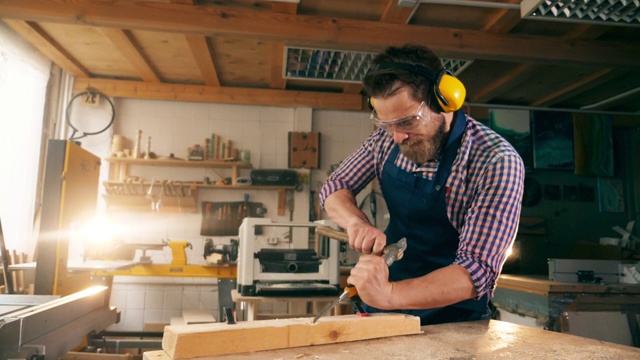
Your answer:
[346,218,386,255]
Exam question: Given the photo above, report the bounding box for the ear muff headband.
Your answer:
[373,63,466,113]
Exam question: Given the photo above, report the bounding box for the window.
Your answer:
[0,22,51,254]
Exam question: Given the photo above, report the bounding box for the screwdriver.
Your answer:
[312,238,407,323]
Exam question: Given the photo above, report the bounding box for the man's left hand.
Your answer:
[347,254,394,309]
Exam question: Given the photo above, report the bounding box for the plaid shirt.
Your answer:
[320,115,525,299]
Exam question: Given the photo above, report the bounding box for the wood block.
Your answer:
[181,309,217,324]
[61,353,141,360]
[288,131,320,169]
[162,313,421,359]
[143,323,169,332]
[143,351,170,360]
[169,317,186,326]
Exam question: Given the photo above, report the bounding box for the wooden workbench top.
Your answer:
[144,319,640,359]
[497,274,640,295]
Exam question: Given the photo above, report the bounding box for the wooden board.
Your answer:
[180,309,217,325]
[61,353,141,360]
[288,131,320,169]
[145,319,640,360]
[162,314,421,359]
[497,274,640,296]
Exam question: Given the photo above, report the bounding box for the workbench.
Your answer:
[231,289,341,321]
[494,274,640,346]
[143,319,640,359]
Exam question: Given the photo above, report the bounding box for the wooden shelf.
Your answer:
[102,194,198,213]
[104,157,252,185]
[104,157,252,169]
[186,184,295,191]
[103,180,294,193]
[102,158,294,214]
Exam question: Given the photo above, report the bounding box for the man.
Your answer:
[319,44,525,325]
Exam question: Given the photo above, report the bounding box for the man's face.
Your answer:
[370,88,447,164]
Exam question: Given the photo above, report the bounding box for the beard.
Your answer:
[398,114,446,165]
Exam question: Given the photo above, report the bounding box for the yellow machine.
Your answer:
[92,240,237,279]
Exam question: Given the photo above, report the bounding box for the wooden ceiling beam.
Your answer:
[269,2,295,89]
[471,1,531,103]
[100,28,161,82]
[470,63,538,103]
[531,68,615,107]
[343,83,362,94]
[381,0,416,24]
[185,35,220,86]
[1,1,638,67]
[481,1,521,33]
[72,78,363,111]
[270,42,287,90]
[271,1,298,15]
[3,19,90,77]
[528,24,614,107]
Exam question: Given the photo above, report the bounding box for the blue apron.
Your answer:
[363,111,489,325]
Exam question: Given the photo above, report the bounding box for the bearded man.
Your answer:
[320,44,525,325]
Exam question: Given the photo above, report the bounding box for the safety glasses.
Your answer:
[370,101,430,133]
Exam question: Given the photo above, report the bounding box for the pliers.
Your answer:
[312,238,407,323]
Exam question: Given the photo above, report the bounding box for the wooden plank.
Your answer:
[180,309,216,325]
[162,314,421,359]
[101,27,161,82]
[144,351,170,360]
[380,0,416,24]
[497,274,640,296]
[72,78,363,111]
[269,41,286,90]
[61,353,141,360]
[271,1,297,15]
[2,19,90,77]
[1,1,639,67]
[184,35,220,86]
[146,319,640,360]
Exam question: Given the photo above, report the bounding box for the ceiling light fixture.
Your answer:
[520,0,640,27]
[284,46,472,83]
[400,0,640,27]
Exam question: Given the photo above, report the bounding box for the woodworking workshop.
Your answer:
[1,1,640,359]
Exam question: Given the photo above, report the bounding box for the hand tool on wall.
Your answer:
[312,238,407,323]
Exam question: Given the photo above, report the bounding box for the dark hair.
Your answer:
[363,44,443,113]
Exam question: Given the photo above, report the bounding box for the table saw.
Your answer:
[0,286,118,360]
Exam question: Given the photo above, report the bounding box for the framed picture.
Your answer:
[598,178,625,213]
[489,109,532,172]
[531,111,574,170]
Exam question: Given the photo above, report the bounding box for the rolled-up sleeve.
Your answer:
[453,152,525,299]
[319,132,383,209]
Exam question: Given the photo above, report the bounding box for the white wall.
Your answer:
[104,99,373,330]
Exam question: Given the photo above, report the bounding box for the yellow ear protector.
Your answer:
[373,63,466,113]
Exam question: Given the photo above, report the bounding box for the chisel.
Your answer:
[312,238,407,323]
